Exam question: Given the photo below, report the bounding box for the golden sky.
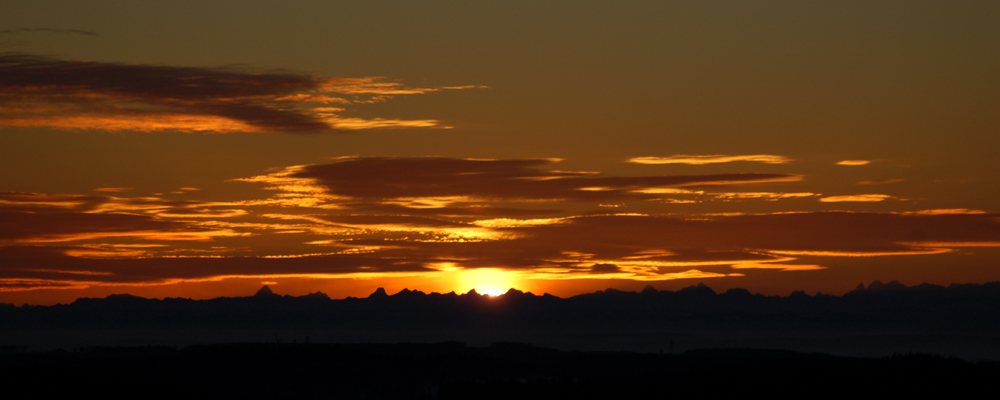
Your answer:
[2,1,999,304]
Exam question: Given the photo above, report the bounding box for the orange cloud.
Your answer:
[820,194,892,202]
[2,209,999,291]
[0,192,108,210]
[319,77,489,95]
[710,192,818,200]
[628,155,792,165]
[324,117,442,130]
[729,263,826,271]
[836,160,870,166]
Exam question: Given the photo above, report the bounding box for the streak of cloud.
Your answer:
[836,160,871,166]
[898,209,985,215]
[820,194,892,202]
[0,53,479,133]
[628,155,792,165]
[285,157,801,202]
[0,207,240,243]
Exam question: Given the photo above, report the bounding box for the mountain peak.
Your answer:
[254,285,278,297]
[369,287,388,298]
[304,291,330,300]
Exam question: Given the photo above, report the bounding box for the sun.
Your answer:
[456,268,518,296]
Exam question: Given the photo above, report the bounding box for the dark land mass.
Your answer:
[3,281,1000,360]
[1,342,996,398]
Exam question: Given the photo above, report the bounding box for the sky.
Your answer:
[1,1,999,305]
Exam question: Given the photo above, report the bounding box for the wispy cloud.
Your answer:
[0,192,109,210]
[836,160,870,166]
[898,209,985,215]
[0,207,240,243]
[319,77,488,95]
[628,155,792,165]
[0,53,480,133]
[820,194,892,202]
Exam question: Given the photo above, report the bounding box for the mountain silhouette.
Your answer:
[254,285,279,297]
[3,281,1000,360]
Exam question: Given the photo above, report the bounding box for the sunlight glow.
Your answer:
[456,268,519,296]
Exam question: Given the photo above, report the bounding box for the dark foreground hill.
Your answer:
[3,281,1000,359]
[1,342,996,399]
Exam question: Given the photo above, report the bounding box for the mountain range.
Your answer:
[3,281,1000,360]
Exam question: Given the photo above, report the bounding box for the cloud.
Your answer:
[730,263,826,271]
[898,209,985,215]
[283,157,801,202]
[767,249,953,257]
[836,160,870,166]
[94,187,132,193]
[325,117,441,130]
[336,202,561,217]
[857,179,903,185]
[820,194,892,202]
[590,263,621,274]
[709,192,818,201]
[2,210,999,290]
[627,155,792,165]
[0,53,479,133]
[0,192,109,210]
[0,245,440,291]
[319,77,489,95]
[0,207,239,243]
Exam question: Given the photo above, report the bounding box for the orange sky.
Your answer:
[2,2,999,305]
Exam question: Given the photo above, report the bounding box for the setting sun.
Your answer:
[455,268,519,296]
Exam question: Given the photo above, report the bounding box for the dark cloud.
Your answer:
[590,263,621,273]
[0,192,110,211]
[291,157,799,202]
[512,212,1000,253]
[0,53,327,133]
[0,245,437,287]
[336,212,1000,272]
[0,192,206,214]
[0,206,230,243]
[0,54,462,133]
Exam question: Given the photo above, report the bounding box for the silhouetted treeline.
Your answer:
[3,281,1000,359]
